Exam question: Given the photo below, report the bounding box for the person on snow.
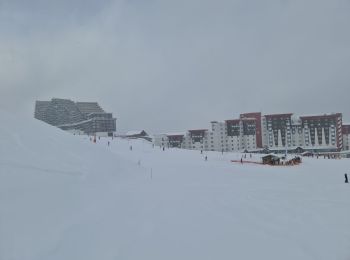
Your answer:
[205,156,208,161]
[345,173,349,183]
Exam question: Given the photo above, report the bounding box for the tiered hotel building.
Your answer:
[154,112,350,153]
[35,98,116,136]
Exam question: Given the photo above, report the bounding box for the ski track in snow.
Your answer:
[0,160,84,177]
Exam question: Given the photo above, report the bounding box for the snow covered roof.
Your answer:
[126,130,148,136]
[264,113,293,119]
[299,113,342,119]
[261,153,283,159]
[266,146,337,151]
[166,132,186,137]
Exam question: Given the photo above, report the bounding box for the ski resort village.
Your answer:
[3,0,350,259]
[35,98,350,157]
[0,99,349,260]
[154,112,350,155]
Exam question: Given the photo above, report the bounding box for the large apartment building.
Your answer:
[263,113,293,148]
[154,112,349,153]
[34,98,116,136]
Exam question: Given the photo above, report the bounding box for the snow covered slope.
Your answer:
[1,111,350,260]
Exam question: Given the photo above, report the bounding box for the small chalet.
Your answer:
[262,154,281,165]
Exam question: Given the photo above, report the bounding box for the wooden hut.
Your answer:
[262,154,281,165]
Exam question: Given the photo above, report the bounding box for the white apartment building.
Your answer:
[261,113,343,152]
[153,134,168,148]
[210,121,227,151]
[155,117,259,152]
[182,130,210,150]
[300,114,341,150]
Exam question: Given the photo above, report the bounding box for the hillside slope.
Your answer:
[1,112,350,260]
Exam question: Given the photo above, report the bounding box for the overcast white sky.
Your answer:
[1,0,349,133]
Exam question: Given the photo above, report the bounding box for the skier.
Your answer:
[205,155,208,161]
[162,146,165,151]
[345,173,349,183]
[241,158,243,164]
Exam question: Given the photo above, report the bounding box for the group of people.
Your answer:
[304,153,341,160]
[96,139,350,184]
[89,136,113,147]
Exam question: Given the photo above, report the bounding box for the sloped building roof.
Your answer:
[76,102,104,115]
[126,130,148,136]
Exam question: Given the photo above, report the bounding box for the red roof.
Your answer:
[240,112,261,118]
[264,113,293,119]
[300,113,342,120]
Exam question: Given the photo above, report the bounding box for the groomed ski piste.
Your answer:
[1,111,350,260]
